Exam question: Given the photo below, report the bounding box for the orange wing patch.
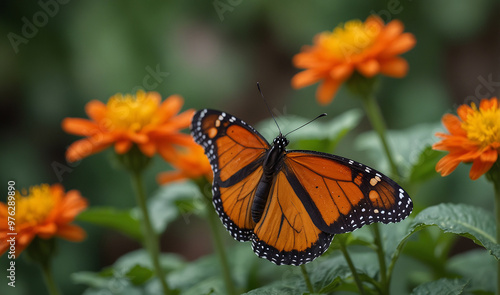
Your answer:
[286,153,353,181]
[219,167,262,230]
[285,155,365,227]
[216,132,266,182]
[254,171,321,253]
[368,181,396,209]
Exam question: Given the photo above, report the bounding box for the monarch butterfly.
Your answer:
[191,108,412,266]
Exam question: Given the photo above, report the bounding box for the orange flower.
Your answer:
[292,16,416,105]
[157,143,212,184]
[62,90,195,162]
[433,97,500,180]
[0,184,88,257]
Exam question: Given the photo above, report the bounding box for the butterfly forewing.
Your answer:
[284,151,413,234]
[191,109,269,241]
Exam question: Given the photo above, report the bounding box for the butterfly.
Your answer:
[191,109,412,266]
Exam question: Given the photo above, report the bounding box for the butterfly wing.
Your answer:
[251,150,412,265]
[283,150,413,234]
[252,170,334,265]
[191,109,269,241]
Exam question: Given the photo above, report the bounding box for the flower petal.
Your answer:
[168,109,196,130]
[158,94,183,121]
[480,97,498,110]
[157,171,187,184]
[66,135,114,162]
[292,70,323,89]
[138,141,157,157]
[62,118,99,136]
[330,64,353,80]
[480,148,498,163]
[457,104,474,121]
[379,19,404,43]
[114,140,133,154]
[469,158,494,180]
[380,32,416,58]
[292,50,318,68]
[435,154,461,177]
[356,59,380,77]
[58,190,88,222]
[36,223,57,238]
[85,100,107,122]
[56,224,86,242]
[441,114,467,136]
[316,79,342,105]
[379,57,409,78]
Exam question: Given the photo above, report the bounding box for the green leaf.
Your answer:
[257,109,363,152]
[447,249,496,293]
[77,207,143,241]
[114,249,186,273]
[73,251,185,293]
[408,146,442,183]
[126,265,153,285]
[411,278,468,295]
[355,122,443,180]
[71,271,110,289]
[182,277,223,295]
[146,181,206,234]
[410,203,500,260]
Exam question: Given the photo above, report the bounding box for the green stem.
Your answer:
[360,93,396,295]
[199,180,237,295]
[361,94,399,180]
[493,179,500,295]
[40,263,61,295]
[372,223,389,294]
[339,238,366,295]
[131,171,171,295]
[300,265,314,293]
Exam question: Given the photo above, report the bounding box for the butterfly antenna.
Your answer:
[257,82,282,134]
[284,113,327,137]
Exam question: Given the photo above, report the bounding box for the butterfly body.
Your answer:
[191,109,412,265]
[252,135,289,223]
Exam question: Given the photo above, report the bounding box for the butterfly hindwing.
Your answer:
[252,170,334,265]
[283,151,413,234]
[191,109,269,241]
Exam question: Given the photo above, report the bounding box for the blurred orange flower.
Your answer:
[62,90,195,162]
[433,97,500,180]
[0,184,87,257]
[157,143,213,184]
[292,16,416,105]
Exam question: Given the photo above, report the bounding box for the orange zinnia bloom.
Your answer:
[292,16,416,105]
[157,143,213,184]
[0,184,88,257]
[433,97,500,180]
[62,90,195,162]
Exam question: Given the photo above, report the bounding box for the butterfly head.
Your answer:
[272,134,289,152]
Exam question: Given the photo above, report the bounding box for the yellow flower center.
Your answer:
[462,103,500,147]
[16,184,55,226]
[106,91,159,132]
[320,20,380,60]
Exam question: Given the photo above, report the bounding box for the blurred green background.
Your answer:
[1,0,499,294]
